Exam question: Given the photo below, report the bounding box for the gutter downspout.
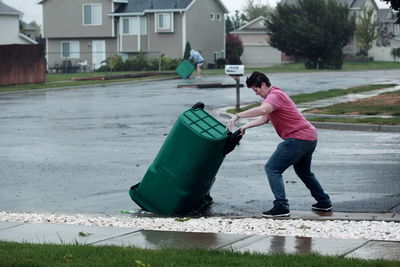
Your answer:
[182,11,186,57]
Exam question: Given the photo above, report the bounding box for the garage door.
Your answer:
[241,45,281,67]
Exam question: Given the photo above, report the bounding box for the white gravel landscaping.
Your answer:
[1,211,399,242]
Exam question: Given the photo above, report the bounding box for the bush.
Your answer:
[183,42,191,60]
[97,53,181,72]
[216,58,226,68]
[124,52,149,71]
[226,33,243,61]
[391,47,400,60]
[227,55,242,65]
[156,54,181,71]
[103,54,124,71]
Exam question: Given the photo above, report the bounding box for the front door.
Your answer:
[92,40,106,70]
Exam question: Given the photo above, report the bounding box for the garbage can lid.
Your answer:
[182,109,227,139]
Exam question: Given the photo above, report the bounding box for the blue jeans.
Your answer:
[265,138,331,210]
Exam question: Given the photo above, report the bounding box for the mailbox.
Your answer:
[224,65,245,76]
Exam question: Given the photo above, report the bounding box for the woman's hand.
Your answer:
[227,115,239,131]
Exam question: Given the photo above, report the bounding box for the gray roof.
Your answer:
[377,8,396,22]
[0,1,22,15]
[114,0,194,13]
[113,0,228,14]
[280,0,365,8]
[350,0,366,8]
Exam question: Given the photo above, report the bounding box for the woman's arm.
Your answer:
[227,102,273,130]
[240,114,269,132]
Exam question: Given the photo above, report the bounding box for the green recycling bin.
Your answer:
[129,103,231,215]
[176,60,195,79]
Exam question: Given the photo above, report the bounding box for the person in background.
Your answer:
[227,71,332,217]
[189,49,204,75]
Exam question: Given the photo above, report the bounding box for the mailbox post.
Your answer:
[224,65,245,111]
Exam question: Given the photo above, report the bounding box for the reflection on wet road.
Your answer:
[0,71,399,216]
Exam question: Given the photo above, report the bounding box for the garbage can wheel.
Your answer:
[191,102,205,109]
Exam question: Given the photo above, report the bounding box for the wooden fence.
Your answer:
[0,44,45,86]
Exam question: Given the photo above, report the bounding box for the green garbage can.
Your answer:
[129,103,232,216]
[176,60,195,79]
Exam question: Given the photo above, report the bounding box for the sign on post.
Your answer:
[224,65,245,76]
[225,65,245,111]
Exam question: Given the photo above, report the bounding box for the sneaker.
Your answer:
[262,206,290,217]
[312,203,332,211]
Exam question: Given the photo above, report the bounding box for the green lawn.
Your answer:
[203,61,400,75]
[0,71,176,93]
[305,90,400,116]
[1,61,399,93]
[0,241,398,267]
[227,84,397,113]
[303,90,400,125]
[306,117,400,125]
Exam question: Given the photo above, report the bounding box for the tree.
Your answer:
[225,16,234,33]
[355,7,378,58]
[183,41,191,60]
[266,0,355,70]
[225,10,246,32]
[381,0,400,23]
[242,0,272,22]
[29,21,42,35]
[226,34,244,64]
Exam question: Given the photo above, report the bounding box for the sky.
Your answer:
[1,0,391,26]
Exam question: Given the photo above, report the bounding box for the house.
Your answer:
[21,22,41,41]
[0,2,37,45]
[229,16,283,67]
[39,0,228,70]
[371,8,400,61]
[281,0,400,61]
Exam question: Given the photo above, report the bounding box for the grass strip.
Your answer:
[290,84,397,104]
[0,73,177,93]
[304,90,400,117]
[307,117,400,125]
[227,84,397,114]
[204,61,400,75]
[1,61,400,93]
[0,241,398,267]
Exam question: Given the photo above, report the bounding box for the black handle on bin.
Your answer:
[191,102,205,109]
[223,129,242,155]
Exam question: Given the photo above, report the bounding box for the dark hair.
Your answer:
[245,71,271,88]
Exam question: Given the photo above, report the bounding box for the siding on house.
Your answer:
[42,0,227,69]
[147,13,184,59]
[46,38,116,67]
[0,2,35,45]
[42,0,114,38]
[231,17,282,67]
[0,16,23,44]
[186,0,225,62]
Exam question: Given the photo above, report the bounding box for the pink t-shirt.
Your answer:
[264,86,317,141]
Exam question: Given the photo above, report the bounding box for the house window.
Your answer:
[61,41,80,58]
[120,53,128,61]
[216,13,221,21]
[122,17,147,35]
[158,13,171,30]
[210,13,215,20]
[83,4,102,25]
[213,52,221,62]
[140,17,147,34]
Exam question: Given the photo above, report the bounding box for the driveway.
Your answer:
[0,70,399,216]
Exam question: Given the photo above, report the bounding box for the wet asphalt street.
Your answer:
[0,70,399,216]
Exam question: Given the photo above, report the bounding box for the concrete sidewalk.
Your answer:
[1,212,399,262]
